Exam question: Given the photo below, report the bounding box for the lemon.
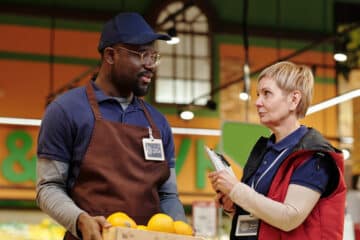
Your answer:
[147,213,174,233]
[174,220,193,235]
[106,212,137,228]
[137,225,148,230]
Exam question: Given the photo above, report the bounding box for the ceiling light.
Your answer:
[239,63,251,101]
[239,92,249,101]
[177,99,217,120]
[179,110,194,120]
[334,52,348,62]
[166,27,180,45]
[333,34,349,62]
[306,88,360,115]
[342,148,351,160]
[166,37,180,45]
[0,117,41,126]
[340,136,354,144]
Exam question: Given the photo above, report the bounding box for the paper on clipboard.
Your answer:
[204,146,235,176]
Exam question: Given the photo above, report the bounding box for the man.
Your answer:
[36,12,186,240]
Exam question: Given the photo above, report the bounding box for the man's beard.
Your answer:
[133,82,150,97]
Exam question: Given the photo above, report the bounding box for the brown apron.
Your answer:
[64,83,170,240]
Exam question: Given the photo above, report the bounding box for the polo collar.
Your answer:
[267,125,308,152]
[90,81,142,110]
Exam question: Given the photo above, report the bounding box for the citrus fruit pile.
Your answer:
[106,212,137,228]
[106,212,193,236]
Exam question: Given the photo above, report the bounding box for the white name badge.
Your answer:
[142,138,165,161]
[235,214,259,236]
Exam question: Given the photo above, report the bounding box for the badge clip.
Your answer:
[142,127,165,161]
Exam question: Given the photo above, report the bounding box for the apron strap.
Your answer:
[139,99,159,134]
[85,82,159,133]
[85,82,102,120]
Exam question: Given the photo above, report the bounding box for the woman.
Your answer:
[209,61,346,239]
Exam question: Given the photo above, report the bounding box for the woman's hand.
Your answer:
[215,192,235,213]
[209,171,237,214]
[77,212,111,240]
[208,170,238,195]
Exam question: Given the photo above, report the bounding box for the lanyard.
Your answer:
[251,148,289,190]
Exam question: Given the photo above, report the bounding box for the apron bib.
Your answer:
[64,83,170,240]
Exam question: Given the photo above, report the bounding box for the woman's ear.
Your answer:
[103,47,115,64]
[289,90,301,111]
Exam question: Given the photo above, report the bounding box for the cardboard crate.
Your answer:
[103,227,205,240]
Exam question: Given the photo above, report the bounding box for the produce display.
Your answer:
[107,212,138,228]
[103,211,201,240]
[106,211,194,236]
[0,212,196,240]
[0,218,65,240]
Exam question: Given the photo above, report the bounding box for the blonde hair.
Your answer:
[258,61,314,118]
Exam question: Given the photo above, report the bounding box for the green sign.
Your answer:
[221,121,270,167]
[2,131,36,183]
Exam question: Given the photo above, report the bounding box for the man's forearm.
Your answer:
[36,158,85,238]
[37,186,84,237]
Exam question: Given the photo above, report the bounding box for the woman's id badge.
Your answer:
[235,215,259,236]
[142,127,165,161]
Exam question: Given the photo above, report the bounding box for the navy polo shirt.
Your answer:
[37,82,175,184]
[247,125,330,195]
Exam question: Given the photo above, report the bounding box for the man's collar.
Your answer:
[91,81,142,109]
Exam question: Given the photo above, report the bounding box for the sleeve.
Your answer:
[36,158,85,238]
[37,101,73,163]
[162,121,175,168]
[290,155,331,194]
[159,168,187,222]
[229,182,321,231]
[149,105,185,220]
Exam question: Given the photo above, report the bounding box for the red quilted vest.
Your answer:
[258,150,346,240]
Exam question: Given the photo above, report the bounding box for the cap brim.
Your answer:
[122,32,171,45]
[98,33,171,51]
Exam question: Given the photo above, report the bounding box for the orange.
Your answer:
[106,212,137,228]
[137,225,148,230]
[147,213,174,233]
[173,220,193,236]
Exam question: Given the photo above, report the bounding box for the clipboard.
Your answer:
[204,145,235,176]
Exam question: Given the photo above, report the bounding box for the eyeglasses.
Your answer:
[112,46,161,68]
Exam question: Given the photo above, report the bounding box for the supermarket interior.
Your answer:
[1,0,360,239]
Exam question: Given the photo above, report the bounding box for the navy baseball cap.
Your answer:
[98,12,171,52]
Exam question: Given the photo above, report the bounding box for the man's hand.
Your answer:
[77,212,111,240]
